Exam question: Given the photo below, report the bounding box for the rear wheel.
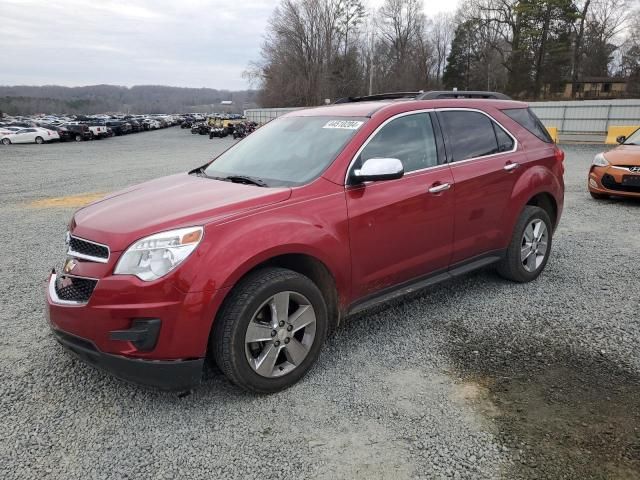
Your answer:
[1,138,11,145]
[590,191,609,200]
[35,136,44,144]
[212,268,328,393]
[497,206,552,283]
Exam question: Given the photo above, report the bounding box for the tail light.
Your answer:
[553,145,565,175]
[553,145,565,162]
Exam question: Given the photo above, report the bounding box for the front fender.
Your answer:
[188,191,351,303]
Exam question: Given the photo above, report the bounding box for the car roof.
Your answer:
[284,99,529,119]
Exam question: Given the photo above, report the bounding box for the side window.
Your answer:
[356,113,438,174]
[493,122,515,152]
[438,111,499,161]
[502,107,553,143]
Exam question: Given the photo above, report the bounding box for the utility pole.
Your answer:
[368,29,375,95]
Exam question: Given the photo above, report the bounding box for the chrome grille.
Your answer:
[54,275,98,303]
[67,235,110,263]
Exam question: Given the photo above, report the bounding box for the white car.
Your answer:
[0,127,59,145]
[144,119,161,130]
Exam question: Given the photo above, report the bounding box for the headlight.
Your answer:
[593,153,609,167]
[114,226,203,281]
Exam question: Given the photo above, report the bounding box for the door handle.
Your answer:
[428,183,451,194]
[504,162,519,172]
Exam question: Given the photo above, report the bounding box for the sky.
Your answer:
[1,0,458,90]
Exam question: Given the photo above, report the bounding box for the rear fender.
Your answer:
[504,165,563,243]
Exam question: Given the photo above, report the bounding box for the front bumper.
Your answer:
[589,166,640,198]
[52,329,203,390]
[46,267,230,390]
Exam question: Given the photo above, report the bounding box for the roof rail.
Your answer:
[417,90,512,100]
[334,92,420,104]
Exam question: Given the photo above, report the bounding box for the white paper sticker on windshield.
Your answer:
[322,120,363,130]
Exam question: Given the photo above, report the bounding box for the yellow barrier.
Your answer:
[605,125,639,145]
[546,126,559,144]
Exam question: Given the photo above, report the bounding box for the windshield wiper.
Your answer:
[223,175,268,187]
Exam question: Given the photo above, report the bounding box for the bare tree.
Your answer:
[430,12,455,84]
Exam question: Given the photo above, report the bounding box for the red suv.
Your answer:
[46,92,564,393]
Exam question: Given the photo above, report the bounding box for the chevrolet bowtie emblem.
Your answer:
[63,258,77,274]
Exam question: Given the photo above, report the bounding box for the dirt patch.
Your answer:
[28,192,106,208]
[443,324,640,479]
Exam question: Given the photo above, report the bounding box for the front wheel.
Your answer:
[74,134,82,142]
[497,206,553,283]
[1,138,11,145]
[212,268,328,393]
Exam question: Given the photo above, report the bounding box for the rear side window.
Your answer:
[502,108,553,143]
[438,111,500,161]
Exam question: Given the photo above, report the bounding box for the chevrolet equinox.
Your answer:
[46,91,565,393]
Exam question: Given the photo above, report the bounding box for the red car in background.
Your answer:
[46,91,564,393]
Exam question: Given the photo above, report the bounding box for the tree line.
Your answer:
[248,0,640,106]
[0,85,257,116]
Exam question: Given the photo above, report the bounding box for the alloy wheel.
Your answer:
[521,219,548,272]
[244,291,316,378]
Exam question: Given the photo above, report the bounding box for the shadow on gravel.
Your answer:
[443,324,640,480]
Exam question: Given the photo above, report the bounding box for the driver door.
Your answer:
[346,112,455,300]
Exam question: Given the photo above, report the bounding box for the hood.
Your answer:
[605,145,640,166]
[72,173,291,251]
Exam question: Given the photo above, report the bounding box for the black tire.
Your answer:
[89,132,94,140]
[35,136,44,144]
[497,205,553,283]
[212,268,328,393]
[590,191,609,200]
[74,134,82,142]
[1,138,11,145]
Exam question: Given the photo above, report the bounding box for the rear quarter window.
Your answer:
[502,108,553,143]
[438,110,500,161]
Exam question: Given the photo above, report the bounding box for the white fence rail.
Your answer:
[246,99,640,136]
[530,100,640,134]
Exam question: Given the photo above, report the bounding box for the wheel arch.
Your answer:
[214,251,343,334]
[525,192,558,230]
[507,164,563,238]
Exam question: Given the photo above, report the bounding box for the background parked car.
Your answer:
[63,124,92,141]
[105,121,131,136]
[40,124,72,142]
[84,121,110,139]
[1,127,59,145]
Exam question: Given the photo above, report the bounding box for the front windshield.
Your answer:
[204,116,366,186]
[623,128,640,145]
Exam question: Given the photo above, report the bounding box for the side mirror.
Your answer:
[617,135,626,144]
[351,158,404,183]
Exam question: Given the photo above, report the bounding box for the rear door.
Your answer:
[437,109,522,264]
[346,111,455,300]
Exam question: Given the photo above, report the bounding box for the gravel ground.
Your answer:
[0,129,638,480]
